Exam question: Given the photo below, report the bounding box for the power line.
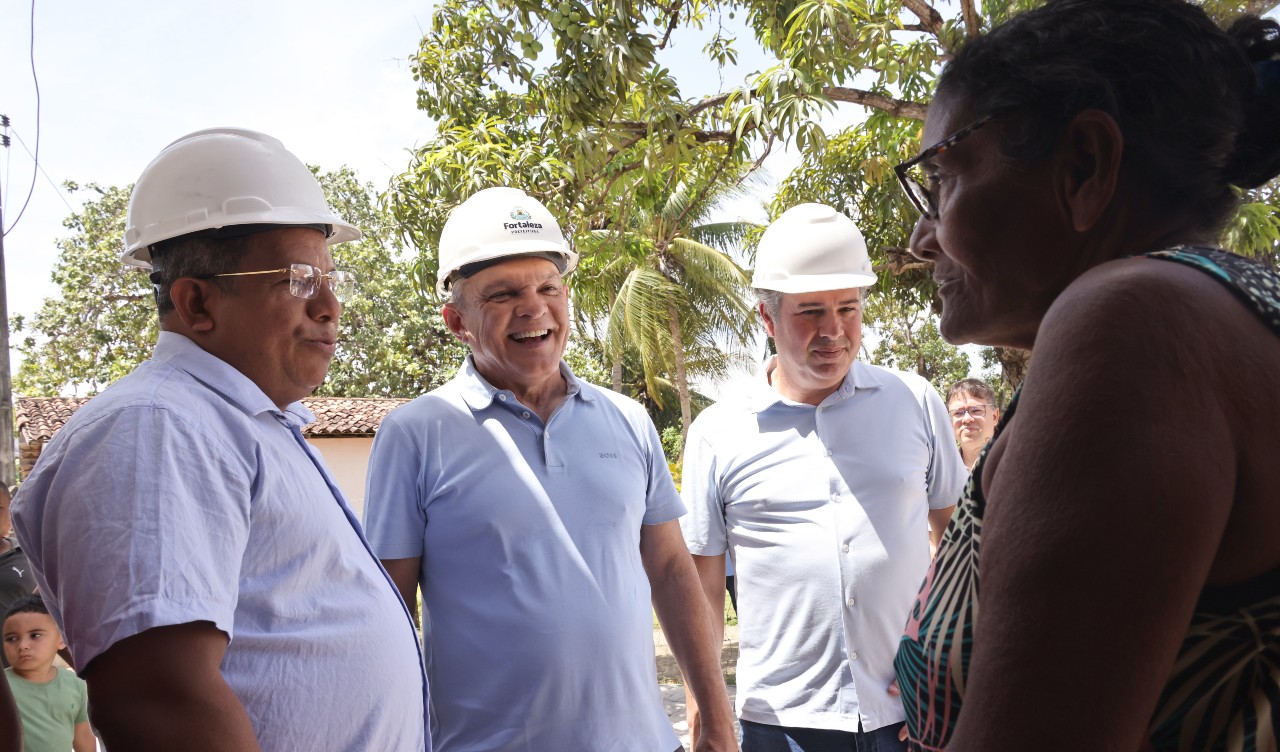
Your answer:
[8,128,75,216]
[3,0,41,238]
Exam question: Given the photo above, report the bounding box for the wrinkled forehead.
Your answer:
[921,89,978,149]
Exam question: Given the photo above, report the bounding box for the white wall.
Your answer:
[306,437,375,521]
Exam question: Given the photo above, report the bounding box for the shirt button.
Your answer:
[832,496,842,504]
[498,394,507,402]
[825,449,833,457]
[846,597,855,606]
[842,543,850,553]
[850,651,858,660]
[522,411,530,419]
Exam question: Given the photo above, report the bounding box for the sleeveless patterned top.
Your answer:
[893,247,1280,751]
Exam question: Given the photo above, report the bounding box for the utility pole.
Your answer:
[0,116,16,488]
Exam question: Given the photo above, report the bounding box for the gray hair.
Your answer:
[149,234,253,316]
[447,275,469,307]
[754,288,783,320]
[754,286,871,321]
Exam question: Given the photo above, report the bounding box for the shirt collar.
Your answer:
[454,355,592,412]
[153,331,315,428]
[746,356,884,413]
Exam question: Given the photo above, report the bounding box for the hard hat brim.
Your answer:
[751,271,878,293]
[122,219,361,269]
[435,241,577,295]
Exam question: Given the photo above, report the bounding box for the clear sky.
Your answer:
[0,0,437,329]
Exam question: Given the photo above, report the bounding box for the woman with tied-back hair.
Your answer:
[890,1,1280,750]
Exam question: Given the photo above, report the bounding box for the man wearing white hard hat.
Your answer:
[12,129,428,751]
[363,187,737,751]
[679,204,963,751]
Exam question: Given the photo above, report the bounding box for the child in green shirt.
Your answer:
[3,596,92,752]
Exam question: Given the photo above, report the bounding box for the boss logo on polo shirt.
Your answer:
[599,452,618,459]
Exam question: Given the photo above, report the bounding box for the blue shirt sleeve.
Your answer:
[16,405,251,672]
[363,410,429,560]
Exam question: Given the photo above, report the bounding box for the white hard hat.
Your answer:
[122,128,361,270]
[751,203,877,293]
[436,186,577,295]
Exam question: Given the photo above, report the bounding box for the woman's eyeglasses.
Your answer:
[894,114,998,219]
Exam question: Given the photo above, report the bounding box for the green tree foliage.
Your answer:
[393,0,1279,400]
[12,183,152,395]
[865,291,969,394]
[1223,181,1280,270]
[573,157,759,443]
[311,169,467,397]
[13,170,464,398]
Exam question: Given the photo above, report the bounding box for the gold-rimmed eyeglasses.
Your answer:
[199,263,356,303]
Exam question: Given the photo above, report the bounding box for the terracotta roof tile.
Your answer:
[15,396,410,443]
[299,398,410,437]
[15,397,91,445]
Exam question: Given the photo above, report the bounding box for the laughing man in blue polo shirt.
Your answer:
[363,187,737,752]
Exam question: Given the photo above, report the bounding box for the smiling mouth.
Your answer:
[510,329,551,343]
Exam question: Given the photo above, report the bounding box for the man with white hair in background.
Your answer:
[680,204,964,751]
[363,187,737,751]
[12,128,428,750]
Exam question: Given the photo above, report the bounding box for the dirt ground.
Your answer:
[654,624,738,685]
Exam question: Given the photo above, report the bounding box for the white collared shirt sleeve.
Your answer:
[678,417,727,556]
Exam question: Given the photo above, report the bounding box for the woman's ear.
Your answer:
[168,278,217,332]
[1057,109,1124,233]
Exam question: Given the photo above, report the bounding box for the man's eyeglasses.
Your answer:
[949,404,994,421]
[199,263,356,302]
[894,114,997,219]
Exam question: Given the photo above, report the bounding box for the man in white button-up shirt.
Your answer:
[679,204,964,751]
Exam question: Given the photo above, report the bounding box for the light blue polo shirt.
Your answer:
[364,357,684,751]
[13,332,428,751]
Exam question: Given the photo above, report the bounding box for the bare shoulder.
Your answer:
[1013,253,1280,583]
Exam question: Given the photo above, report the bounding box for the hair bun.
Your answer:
[1225,17,1280,189]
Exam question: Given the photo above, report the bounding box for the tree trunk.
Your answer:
[611,356,623,394]
[667,302,692,460]
[994,347,1032,393]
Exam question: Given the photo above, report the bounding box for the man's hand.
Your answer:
[693,724,738,752]
[641,525,737,752]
